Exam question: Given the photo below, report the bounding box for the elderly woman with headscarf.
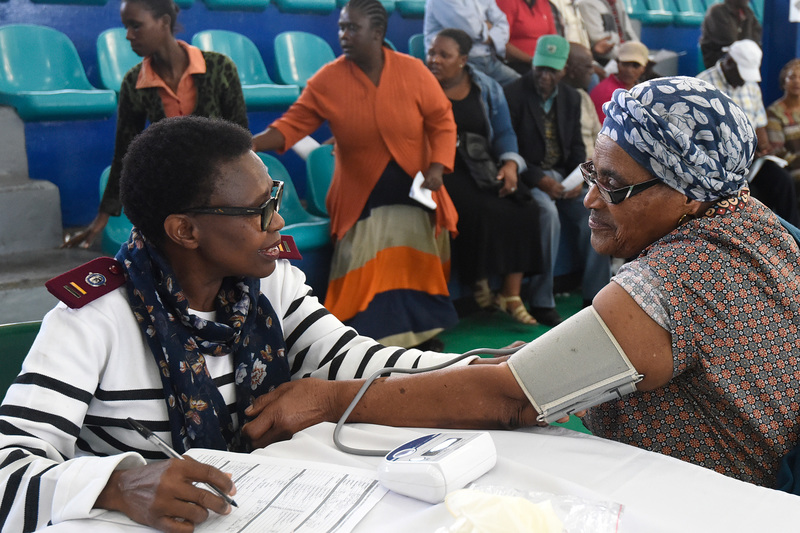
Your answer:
[245,76,800,490]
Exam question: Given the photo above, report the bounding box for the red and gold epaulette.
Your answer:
[45,257,126,309]
[277,235,303,260]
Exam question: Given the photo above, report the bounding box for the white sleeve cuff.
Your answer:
[51,452,147,524]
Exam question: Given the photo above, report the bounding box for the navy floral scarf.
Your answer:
[116,228,290,453]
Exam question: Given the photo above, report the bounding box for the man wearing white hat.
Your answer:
[698,39,800,225]
[699,0,761,70]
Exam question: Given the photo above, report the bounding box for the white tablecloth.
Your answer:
[45,422,800,532]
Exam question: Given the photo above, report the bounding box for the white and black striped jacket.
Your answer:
[0,261,468,531]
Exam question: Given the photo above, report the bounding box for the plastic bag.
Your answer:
[434,484,623,533]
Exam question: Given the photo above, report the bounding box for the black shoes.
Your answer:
[530,307,564,327]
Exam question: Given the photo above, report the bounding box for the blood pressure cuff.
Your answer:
[507,307,643,423]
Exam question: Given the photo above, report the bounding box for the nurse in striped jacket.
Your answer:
[0,116,477,532]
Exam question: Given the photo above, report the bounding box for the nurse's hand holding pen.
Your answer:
[94,458,236,533]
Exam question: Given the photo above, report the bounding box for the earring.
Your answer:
[677,213,693,227]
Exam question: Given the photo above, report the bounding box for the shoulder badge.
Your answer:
[45,257,126,309]
[277,235,303,260]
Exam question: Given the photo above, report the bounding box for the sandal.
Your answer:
[473,279,494,310]
[495,294,538,325]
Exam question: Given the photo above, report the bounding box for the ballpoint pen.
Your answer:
[126,417,239,508]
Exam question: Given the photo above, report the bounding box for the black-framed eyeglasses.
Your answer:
[183,180,283,231]
[580,161,660,205]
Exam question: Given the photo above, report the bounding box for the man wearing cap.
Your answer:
[589,41,649,122]
[505,34,610,325]
[699,0,761,70]
[697,39,800,225]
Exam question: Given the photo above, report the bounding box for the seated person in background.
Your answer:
[697,39,800,226]
[495,0,557,74]
[550,0,608,89]
[427,28,543,324]
[767,59,800,193]
[250,77,800,489]
[590,40,648,122]
[549,0,593,50]
[504,34,611,325]
[424,0,521,86]
[575,0,639,66]
[564,42,602,160]
[64,0,247,249]
[0,117,479,532]
[699,0,761,70]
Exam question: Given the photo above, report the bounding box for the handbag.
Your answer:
[456,131,502,191]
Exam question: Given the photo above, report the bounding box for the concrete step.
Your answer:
[0,247,104,324]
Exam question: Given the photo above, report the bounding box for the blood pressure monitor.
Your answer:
[377,432,497,503]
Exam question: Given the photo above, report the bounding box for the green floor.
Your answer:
[437,292,591,435]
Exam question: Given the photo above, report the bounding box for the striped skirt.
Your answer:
[324,164,458,347]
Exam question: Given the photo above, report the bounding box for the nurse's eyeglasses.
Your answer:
[183,180,283,231]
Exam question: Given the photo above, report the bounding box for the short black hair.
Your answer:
[120,116,253,246]
[124,0,181,33]
[435,28,473,56]
[344,0,388,38]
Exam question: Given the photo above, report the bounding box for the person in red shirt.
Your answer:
[496,0,557,74]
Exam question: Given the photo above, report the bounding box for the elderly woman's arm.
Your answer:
[243,363,539,448]
[242,269,674,447]
[592,282,675,391]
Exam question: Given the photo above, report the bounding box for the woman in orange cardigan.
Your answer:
[253,0,459,349]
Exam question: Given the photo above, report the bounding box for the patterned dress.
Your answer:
[585,191,800,487]
[767,99,800,179]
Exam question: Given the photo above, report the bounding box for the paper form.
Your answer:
[560,165,584,192]
[187,449,387,533]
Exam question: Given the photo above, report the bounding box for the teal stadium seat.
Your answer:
[395,0,424,18]
[0,321,41,399]
[673,0,704,26]
[256,153,331,251]
[202,0,269,11]
[305,144,334,217]
[750,0,763,24]
[191,30,300,111]
[336,0,395,13]
[0,25,117,121]
[408,33,425,60]
[98,166,134,256]
[273,31,336,88]
[701,0,722,9]
[30,0,106,5]
[272,0,336,14]
[174,0,193,6]
[626,0,674,25]
[97,28,143,92]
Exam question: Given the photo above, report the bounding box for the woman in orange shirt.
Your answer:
[253,0,459,349]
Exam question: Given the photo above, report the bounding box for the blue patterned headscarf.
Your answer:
[600,76,755,202]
